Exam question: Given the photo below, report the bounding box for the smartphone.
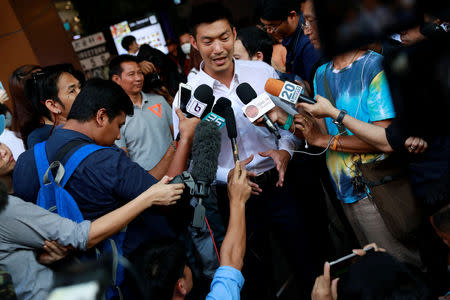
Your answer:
[329,246,374,278]
[177,83,192,113]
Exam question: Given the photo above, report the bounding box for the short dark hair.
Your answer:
[188,2,234,37]
[257,0,301,21]
[121,35,136,51]
[338,252,432,300]
[67,79,133,122]
[24,64,78,121]
[237,26,274,65]
[130,240,188,299]
[108,55,140,80]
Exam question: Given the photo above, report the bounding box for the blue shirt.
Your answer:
[282,16,321,83]
[27,124,53,149]
[206,266,244,300]
[313,51,396,203]
[13,127,174,254]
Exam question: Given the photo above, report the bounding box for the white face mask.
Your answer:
[181,43,191,55]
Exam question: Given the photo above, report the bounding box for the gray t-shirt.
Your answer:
[115,92,173,171]
[0,196,91,300]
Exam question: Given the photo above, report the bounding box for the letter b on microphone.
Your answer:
[187,98,207,118]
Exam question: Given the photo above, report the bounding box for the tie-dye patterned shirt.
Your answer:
[313,51,395,203]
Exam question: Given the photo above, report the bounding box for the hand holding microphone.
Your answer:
[297,95,340,119]
[236,83,281,139]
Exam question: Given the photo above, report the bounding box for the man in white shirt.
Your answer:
[172,2,305,298]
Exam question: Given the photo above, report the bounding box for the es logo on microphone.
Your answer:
[241,92,275,122]
[202,112,226,129]
[279,81,303,104]
[186,98,207,118]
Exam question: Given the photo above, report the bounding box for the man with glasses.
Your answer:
[258,0,320,87]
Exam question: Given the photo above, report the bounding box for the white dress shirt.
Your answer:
[173,59,300,184]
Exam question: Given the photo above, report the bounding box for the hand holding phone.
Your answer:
[329,245,375,278]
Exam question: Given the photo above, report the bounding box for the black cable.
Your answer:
[0,0,53,40]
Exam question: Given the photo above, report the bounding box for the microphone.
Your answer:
[236,82,281,139]
[212,97,240,162]
[190,121,221,198]
[212,97,232,116]
[170,121,221,229]
[176,84,215,141]
[265,78,316,105]
[192,84,215,119]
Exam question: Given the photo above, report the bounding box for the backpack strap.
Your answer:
[34,141,50,187]
[60,144,107,188]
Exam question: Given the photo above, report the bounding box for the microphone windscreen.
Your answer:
[222,106,237,139]
[194,84,215,119]
[236,82,257,104]
[264,78,284,97]
[212,97,232,116]
[190,121,221,183]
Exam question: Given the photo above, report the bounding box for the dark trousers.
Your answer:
[216,154,331,299]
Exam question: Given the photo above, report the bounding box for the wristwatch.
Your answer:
[333,110,347,125]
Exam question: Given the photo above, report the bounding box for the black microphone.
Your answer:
[212,97,232,116]
[176,84,215,141]
[170,120,221,229]
[190,120,221,198]
[213,97,240,162]
[236,82,281,139]
[193,84,215,119]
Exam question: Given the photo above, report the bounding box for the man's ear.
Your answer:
[174,278,187,296]
[232,26,237,41]
[190,35,198,51]
[111,74,121,85]
[253,51,264,62]
[95,108,108,127]
[44,99,63,115]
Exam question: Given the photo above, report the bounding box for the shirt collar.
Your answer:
[197,58,240,89]
[54,127,94,143]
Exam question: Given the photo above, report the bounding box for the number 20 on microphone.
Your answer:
[279,81,303,104]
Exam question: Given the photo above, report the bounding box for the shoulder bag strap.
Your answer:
[60,144,107,187]
[323,63,348,136]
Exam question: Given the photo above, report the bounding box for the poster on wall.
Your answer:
[110,14,169,55]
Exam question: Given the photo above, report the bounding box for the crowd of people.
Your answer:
[0,0,449,299]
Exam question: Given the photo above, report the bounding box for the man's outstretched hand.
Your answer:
[227,155,262,195]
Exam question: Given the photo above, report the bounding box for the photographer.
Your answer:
[138,44,185,105]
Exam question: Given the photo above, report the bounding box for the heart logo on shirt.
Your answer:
[148,103,162,118]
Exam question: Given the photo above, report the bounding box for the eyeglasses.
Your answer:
[262,21,284,33]
[301,19,317,31]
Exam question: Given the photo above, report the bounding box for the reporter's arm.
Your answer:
[220,161,251,270]
[206,161,250,300]
[299,94,395,153]
[166,109,200,177]
[87,176,184,248]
